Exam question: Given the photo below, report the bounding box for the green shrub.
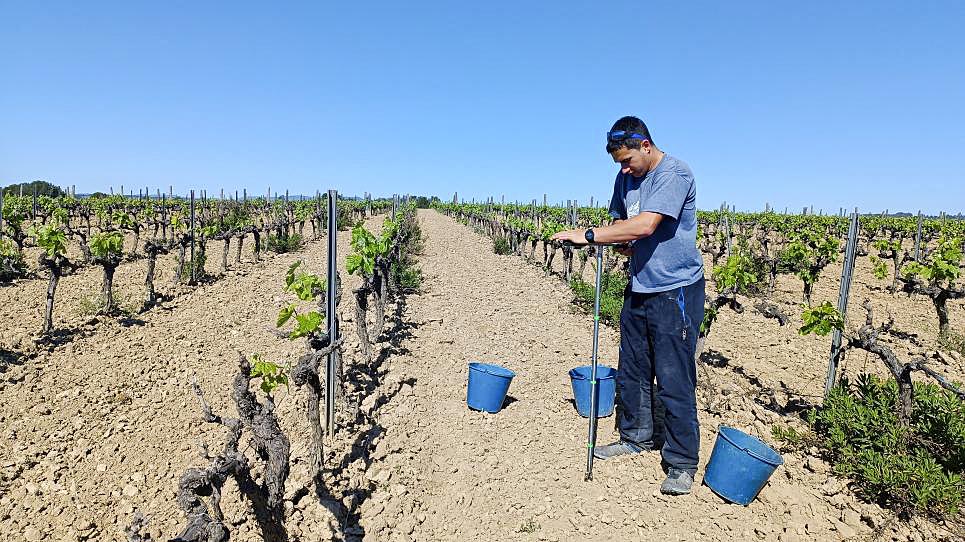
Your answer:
[569,270,627,326]
[266,233,302,254]
[388,206,424,292]
[181,253,207,282]
[939,331,965,358]
[493,236,511,255]
[391,260,422,291]
[776,374,965,519]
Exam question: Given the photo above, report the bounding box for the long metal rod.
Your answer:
[325,189,338,437]
[585,245,604,481]
[825,209,859,397]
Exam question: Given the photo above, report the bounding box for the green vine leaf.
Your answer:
[276,304,295,328]
[250,354,289,395]
[799,301,844,336]
[290,311,323,339]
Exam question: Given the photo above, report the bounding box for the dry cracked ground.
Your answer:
[1,209,963,541]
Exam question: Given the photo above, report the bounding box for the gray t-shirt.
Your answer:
[608,154,704,293]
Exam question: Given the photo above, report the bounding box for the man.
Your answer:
[551,116,705,495]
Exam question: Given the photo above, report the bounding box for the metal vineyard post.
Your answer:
[914,211,923,261]
[190,190,196,284]
[825,209,859,397]
[325,189,339,437]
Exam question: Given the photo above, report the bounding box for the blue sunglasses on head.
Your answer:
[606,130,648,142]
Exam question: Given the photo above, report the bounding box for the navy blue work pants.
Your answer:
[616,277,704,474]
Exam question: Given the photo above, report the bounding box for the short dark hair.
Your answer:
[605,116,655,153]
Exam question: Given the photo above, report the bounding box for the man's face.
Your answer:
[610,146,648,177]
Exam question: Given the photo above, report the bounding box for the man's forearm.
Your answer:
[591,213,660,243]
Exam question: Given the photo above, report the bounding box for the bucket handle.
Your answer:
[744,447,782,466]
[717,425,783,467]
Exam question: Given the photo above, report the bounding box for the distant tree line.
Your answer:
[412,195,440,209]
[2,180,66,197]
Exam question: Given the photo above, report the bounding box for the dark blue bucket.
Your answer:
[704,426,784,505]
[467,362,515,413]
[569,365,617,418]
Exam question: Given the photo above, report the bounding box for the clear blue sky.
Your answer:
[2,1,963,214]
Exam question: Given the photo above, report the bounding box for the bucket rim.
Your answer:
[568,365,617,380]
[717,426,784,466]
[468,361,516,379]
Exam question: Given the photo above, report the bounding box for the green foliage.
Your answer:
[277,261,326,339]
[266,233,302,253]
[277,304,296,328]
[412,195,439,208]
[290,311,323,338]
[780,230,839,287]
[873,238,901,254]
[700,303,718,335]
[801,375,965,518]
[939,331,965,358]
[199,224,219,239]
[170,213,186,233]
[539,220,565,242]
[77,289,139,317]
[711,251,759,294]
[517,518,540,534]
[799,301,844,336]
[181,253,207,281]
[569,269,628,326]
[50,206,69,227]
[0,238,27,280]
[222,206,253,230]
[2,180,65,197]
[346,223,388,277]
[89,231,124,259]
[249,354,289,395]
[380,217,399,244]
[382,207,424,292]
[869,255,889,280]
[284,261,325,301]
[771,424,814,451]
[31,224,68,257]
[903,236,962,285]
[391,260,423,291]
[493,236,511,255]
[111,210,135,229]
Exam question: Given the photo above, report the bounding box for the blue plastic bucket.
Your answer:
[569,365,617,418]
[704,426,784,505]
[467,362,515,413]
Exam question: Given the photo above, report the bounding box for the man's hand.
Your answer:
[616,244,633,257]
[550,229,587,245]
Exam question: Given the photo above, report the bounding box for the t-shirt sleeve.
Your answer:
[608,174,626,220]
[642,172,690,220]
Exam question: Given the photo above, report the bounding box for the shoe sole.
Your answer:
[659,488,692,496]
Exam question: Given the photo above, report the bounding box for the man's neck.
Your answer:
[648,150,665,171]
[640,149,665,176]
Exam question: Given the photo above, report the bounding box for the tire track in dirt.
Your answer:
[353,210,958,542]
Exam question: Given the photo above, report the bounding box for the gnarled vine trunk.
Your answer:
[100,260,119,314]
